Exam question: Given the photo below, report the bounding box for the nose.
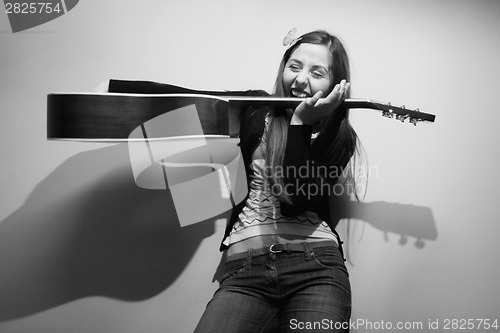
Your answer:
[294,71,308,88]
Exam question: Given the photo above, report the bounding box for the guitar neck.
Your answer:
[227,97,435,123]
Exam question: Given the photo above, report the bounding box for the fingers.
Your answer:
[324,79,349,103]
[340,81,350,99]
[292,80,350,125]
[307,91,323,106]
[304,80,350,108]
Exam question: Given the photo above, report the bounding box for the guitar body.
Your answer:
[47,93,242,140]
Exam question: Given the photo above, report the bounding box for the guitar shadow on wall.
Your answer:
[329,193,438,249]
[0,143,438,322]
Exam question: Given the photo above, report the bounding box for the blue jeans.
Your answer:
[195,242,351,332]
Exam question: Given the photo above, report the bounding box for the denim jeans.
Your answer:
[195,242,351,332]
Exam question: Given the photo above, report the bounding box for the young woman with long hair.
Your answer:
[195,30,361,332]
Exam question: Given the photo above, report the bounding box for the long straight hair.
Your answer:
[266,30,363,204]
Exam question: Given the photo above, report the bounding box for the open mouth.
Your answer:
[290,89,310,98]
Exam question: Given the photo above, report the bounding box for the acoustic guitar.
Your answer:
[47,92,436,141]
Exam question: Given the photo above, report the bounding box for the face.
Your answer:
[282,43,333,98]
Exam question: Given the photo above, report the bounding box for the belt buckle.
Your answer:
[269,243,283,254]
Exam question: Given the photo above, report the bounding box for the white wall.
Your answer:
[1,0,499,332]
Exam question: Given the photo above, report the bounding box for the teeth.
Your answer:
[292,89,308,98]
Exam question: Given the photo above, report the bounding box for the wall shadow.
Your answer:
[0,143,438,321]
[0,143,220,322]
[330,192,438,248]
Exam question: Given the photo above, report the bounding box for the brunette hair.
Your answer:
[266,30,363,204]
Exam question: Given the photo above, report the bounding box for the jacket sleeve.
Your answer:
[280,108,350,217]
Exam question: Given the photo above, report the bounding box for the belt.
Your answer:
[226,240,337,262]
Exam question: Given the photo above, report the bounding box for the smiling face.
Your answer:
[282,43,333,98]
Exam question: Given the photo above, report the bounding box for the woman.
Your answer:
[196,30,360,332]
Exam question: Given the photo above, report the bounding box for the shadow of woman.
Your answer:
[0,143,219,322]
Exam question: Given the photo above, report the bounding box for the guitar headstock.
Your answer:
[376,101,434,125]
[344,99,435,125]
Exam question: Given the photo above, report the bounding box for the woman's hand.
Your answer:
[290,80,350,125]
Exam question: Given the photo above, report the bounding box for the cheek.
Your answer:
[311,79,332,95]
[282,70,294,89]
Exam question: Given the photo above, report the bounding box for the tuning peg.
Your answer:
[382,109,394,118]
[396,114,409,122]
[410,118,418,126]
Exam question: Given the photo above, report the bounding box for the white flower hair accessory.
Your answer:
[282,27,300,48]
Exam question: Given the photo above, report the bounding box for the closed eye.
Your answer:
[286,59,303,70]
[311,71,324,79]
[287,63,302,72]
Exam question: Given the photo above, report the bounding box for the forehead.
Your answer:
[288,43,332,69]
